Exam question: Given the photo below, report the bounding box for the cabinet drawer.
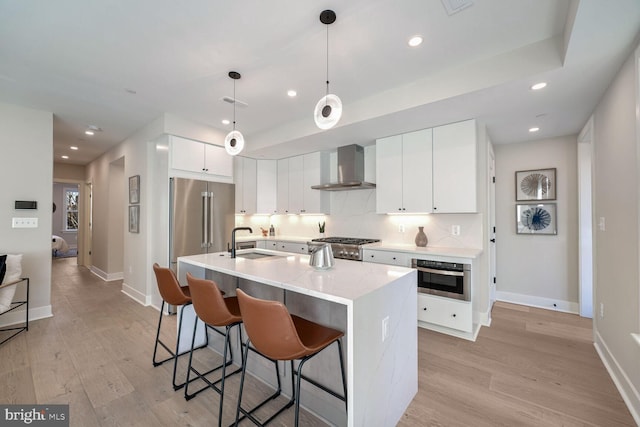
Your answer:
[279,242,308,254]
[417,294,472,333]
[362,250,408,267]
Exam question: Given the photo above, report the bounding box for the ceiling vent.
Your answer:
[221,96,248,108]
[441,0,473,15]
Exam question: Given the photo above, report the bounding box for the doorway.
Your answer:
[52,181,81,262]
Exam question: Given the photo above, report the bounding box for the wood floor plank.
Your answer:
[0,257,634,427]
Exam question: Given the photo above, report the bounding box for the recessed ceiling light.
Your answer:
[529,127,540,133]
[287,90,297,97]
[70,146,78,150]
[530,82,547,90]
[408,35,423,47]
[85,130,94,136]
[221,119,230,125]
[61,155,69,159]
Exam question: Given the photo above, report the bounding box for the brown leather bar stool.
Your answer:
[152,263,208,390]
[184,273,245,427]
[234,289,347,427]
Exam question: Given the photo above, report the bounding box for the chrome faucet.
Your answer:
[231,227,253,258]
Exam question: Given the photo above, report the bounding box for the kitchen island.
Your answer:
[178,249,417,427]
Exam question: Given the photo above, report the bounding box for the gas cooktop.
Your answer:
[311,237,380,245]
[309,237,380,261]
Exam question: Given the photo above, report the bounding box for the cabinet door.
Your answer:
[376,135,404,213]
[234,156,245,213]
[204,143,233,178]
[432,120,477,213]
[234,157,256,214]
[302,152,329,214]
[171,136,205,173]
[256,160,277,214]
[277,159,289,214]
[402,129,433,213]
[288,156,304,214]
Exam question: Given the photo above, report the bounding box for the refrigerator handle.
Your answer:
[201,191,208,248]
[209,192,215,247]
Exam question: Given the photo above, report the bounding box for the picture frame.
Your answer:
[129,175,140,204]
[129,205,140,233]
[515,168,556,201]
[516,203,557,235]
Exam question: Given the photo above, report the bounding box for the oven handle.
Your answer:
[414,266,465,277]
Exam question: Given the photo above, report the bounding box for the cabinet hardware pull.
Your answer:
[452,314,457,317]
[423,307,427,311]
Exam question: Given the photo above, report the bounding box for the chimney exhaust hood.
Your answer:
[311,144,376,191]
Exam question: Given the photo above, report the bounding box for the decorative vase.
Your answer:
[415,226,428,247]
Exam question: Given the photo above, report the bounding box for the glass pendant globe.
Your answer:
[224,130,245,156]
[314,94,342,130]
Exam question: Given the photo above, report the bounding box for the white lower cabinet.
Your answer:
[362,249,409,267]
[417,293,472,333]
[261,240,308,254]
[255,241,267,249]
[278,241,308,254]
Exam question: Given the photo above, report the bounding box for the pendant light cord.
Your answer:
[325,22,330,102]
[232,79,237,131]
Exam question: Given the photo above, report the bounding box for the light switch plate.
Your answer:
[12,217,38,228]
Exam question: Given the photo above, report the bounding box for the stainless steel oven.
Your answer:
[411,259,470,301]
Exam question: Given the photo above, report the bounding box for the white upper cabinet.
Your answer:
[302,152,329,214]
[276,158,290,214]
[276,152,330,215]
[288,155,304,214]
[432,120,477,213]
[170,136,233,180]
[376,129,432,213]
[256,160,277,214]
[234,156,257,214]
[376,120,477,214]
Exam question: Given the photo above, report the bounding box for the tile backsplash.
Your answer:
[235,189,482,248]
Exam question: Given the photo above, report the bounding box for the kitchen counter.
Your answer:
[363,242,482,260]
[178,249,417,427]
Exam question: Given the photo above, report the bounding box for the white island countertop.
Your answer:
[178,249,415,304]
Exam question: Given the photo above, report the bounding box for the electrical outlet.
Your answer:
[451,225,461,236]
[382,316,389,342]
[598,217,606,231]
[398,224,405,233]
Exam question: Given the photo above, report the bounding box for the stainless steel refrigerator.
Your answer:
[169,177,235,272]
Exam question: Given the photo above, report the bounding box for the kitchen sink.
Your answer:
[235,252,282,260]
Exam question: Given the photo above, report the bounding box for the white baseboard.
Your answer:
[496,291,579,314]
[89,266,123,282]
[0,305,52,327]
[594,330,640,425]
[121,282,150,306]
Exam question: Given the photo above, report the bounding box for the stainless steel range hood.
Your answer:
[311,144,376,191]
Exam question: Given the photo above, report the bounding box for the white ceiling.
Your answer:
[1,0,639,164]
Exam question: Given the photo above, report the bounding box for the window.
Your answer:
[64,188,79,232]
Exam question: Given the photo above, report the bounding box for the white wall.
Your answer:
[0,102,53,324]
[493,136,579,312]
[591,49,640,422]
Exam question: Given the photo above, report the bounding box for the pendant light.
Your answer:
[314,9,342,130]
[224,71,245,156]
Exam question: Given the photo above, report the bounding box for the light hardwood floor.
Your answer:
[0,257,635,426]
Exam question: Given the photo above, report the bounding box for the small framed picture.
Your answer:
[515,168,556,201]
[129,175,140,204]
[516,203,557,235]
[129,205,140,233]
